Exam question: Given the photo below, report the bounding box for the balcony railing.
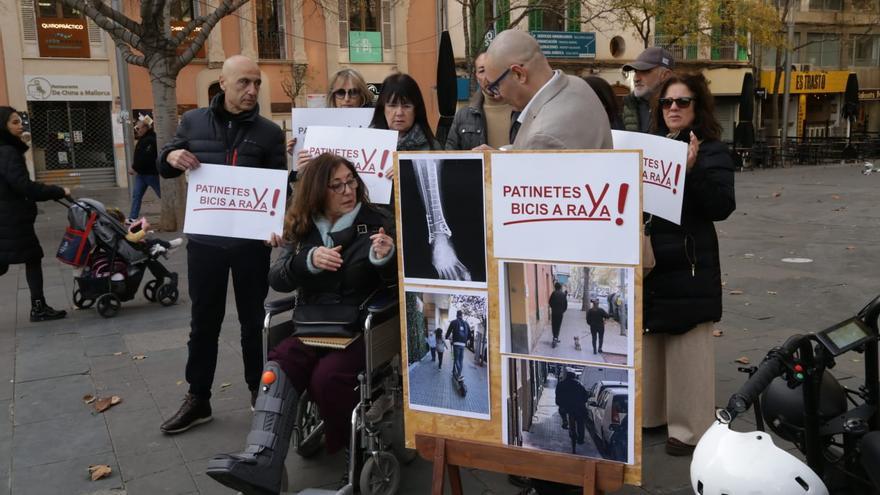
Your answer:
[258,30,285,60]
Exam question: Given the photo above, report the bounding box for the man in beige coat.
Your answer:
[483,29,612,150]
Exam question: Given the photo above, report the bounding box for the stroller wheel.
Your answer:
[359,452,400,495]
[143,280,159,302]
[156,284,179,307]
[96,294,121,318]
[73,289,95,309]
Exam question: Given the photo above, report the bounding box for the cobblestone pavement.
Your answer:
[529,303,629,365]
[407,346,490,415]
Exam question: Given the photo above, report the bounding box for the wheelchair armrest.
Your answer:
[366,286,399,315]
[264,295,297,317]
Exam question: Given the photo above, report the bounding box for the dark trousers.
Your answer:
[269,335,366,453]
[437,351,444,368]
[590,327,605,352]
[452,345,464,378]
[0,258,45,301]
[429,347,436,361]
[185,240,270,399]
[551,313,564,340]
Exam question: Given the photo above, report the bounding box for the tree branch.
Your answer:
[61,0,143,48]
[88,0,143,36]
[173,14,209,45]
[175,0,248,68]
[113,38,147,66]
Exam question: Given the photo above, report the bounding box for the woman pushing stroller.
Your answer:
[208,153,397,494]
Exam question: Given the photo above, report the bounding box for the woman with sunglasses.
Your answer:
[289,68,374,167]
[208,153,396,494]
[642,73,736,456]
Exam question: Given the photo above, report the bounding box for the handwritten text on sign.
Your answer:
[303,125,398,204]
[184,164,287,241]
[492,152,641,265]
[612,130,686,224]
[290,108,374,166]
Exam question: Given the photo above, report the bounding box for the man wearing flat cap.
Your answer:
[622,47,675,133]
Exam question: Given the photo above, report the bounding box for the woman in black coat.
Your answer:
[207,153,396,495]
[0,106,69,322]
[642,73,736,455]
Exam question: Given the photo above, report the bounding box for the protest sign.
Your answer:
[183,164,287,241]
[303,125,397,204]
[290,108,374,164]
[491,151,641,265]
[612,130,687,224]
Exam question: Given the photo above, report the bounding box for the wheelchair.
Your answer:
[261,287,411,495]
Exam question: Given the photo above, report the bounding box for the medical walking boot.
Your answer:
[206,361,299,495]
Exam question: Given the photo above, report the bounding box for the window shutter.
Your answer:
[496,0,510,31]
[338,0,348,48]
[88,18,103,43]
[566,0,580,32]
[381,0,391,51]
[20,0,37,42]
[528,1,541,31]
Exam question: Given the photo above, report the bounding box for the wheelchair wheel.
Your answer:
[359,452,400,495]
[143,279,158,302]
[156,284,179,307]
[96,293,121,318]
[293,391,324,458]
[73,289,95,309]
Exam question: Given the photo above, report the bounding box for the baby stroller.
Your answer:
[55,197,180,318]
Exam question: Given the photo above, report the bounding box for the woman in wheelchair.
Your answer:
[208,152,397,494]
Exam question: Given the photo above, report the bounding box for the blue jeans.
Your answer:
[452,345,464,378]
[129,174,161,220]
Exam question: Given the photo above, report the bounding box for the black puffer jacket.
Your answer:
[132,129,158,175]
[644,135,736,334]
[268,205,396,308]
[0,132,66,264]
[157,93,285,176]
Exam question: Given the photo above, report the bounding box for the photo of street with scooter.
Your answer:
[504,359,632,464]
[501,263,633,366]
[404,289,490,419]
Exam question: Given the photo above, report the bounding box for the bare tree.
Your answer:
[61,0,250,230]
[280,63,310,107]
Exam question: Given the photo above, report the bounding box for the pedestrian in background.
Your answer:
[586,298,610,354]
[127,116,159,223]
[583,76,624,131]
[434,327,447,370]
[642,72,736,456]
[426,327,437,362]
[549,282,568,345]
[622,47,674,133]
[0,106,69,322]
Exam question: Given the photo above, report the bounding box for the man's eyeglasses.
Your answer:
[486,65,520,97]
[328,178,358,194]
[659,97,695,109]
[332,88,361,100]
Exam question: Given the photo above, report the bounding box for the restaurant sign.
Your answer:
[760,70,851,95]
[24,75,112,102]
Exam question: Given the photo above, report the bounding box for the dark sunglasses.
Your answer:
[332,88,361,100]
[659,97,695,109]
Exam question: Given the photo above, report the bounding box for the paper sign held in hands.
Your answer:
[612,130,687,224]
[183,164,288,241]
[302,125,398,204]
[291,108,375,165]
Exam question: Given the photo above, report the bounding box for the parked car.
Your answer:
[585,380,626,401]
[586,387,628,451]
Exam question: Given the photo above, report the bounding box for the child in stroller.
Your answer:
[57,197,182,318]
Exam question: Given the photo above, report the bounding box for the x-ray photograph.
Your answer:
[398,153,487,288]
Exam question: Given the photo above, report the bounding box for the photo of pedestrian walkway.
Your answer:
[404,288,490,419]
[503,358,633,464]
[500,262,634,366]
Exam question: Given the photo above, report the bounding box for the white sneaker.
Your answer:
[167,238,183,253]
[149,244,167,257]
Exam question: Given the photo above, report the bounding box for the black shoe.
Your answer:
[250,389,258,411]
[665,437,696,456]
[207,361,299,495]
[30,299,66,322]
[160,393,212,434]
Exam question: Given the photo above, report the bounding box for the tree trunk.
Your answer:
[149,60,187,232]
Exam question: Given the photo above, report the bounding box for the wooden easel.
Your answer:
[416,434,625,495]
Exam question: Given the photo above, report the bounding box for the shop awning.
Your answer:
[759,70,854,94]
[704,68,752,96]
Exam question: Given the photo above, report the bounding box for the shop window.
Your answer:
[808,0,841,10]
[854,35,880,67]
[36,0,80,18]
[256,0,286,59]
[528,0,580,32]
[169,0,195,21]
[804,33,841,68]
[341,0,390,62]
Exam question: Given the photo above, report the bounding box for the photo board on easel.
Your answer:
[394,149,644,485]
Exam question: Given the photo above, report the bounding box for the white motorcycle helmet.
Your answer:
[691,419,828,495]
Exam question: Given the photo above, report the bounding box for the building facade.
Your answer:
[0,0,440,185]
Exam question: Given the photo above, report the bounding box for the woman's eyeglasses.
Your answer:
[328,178,358,194]
[659,97,695,109]
[332,88,361,100]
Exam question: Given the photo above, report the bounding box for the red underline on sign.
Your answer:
[192,207,266,213]
[503,217,611,226]
[644,181,671,190]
